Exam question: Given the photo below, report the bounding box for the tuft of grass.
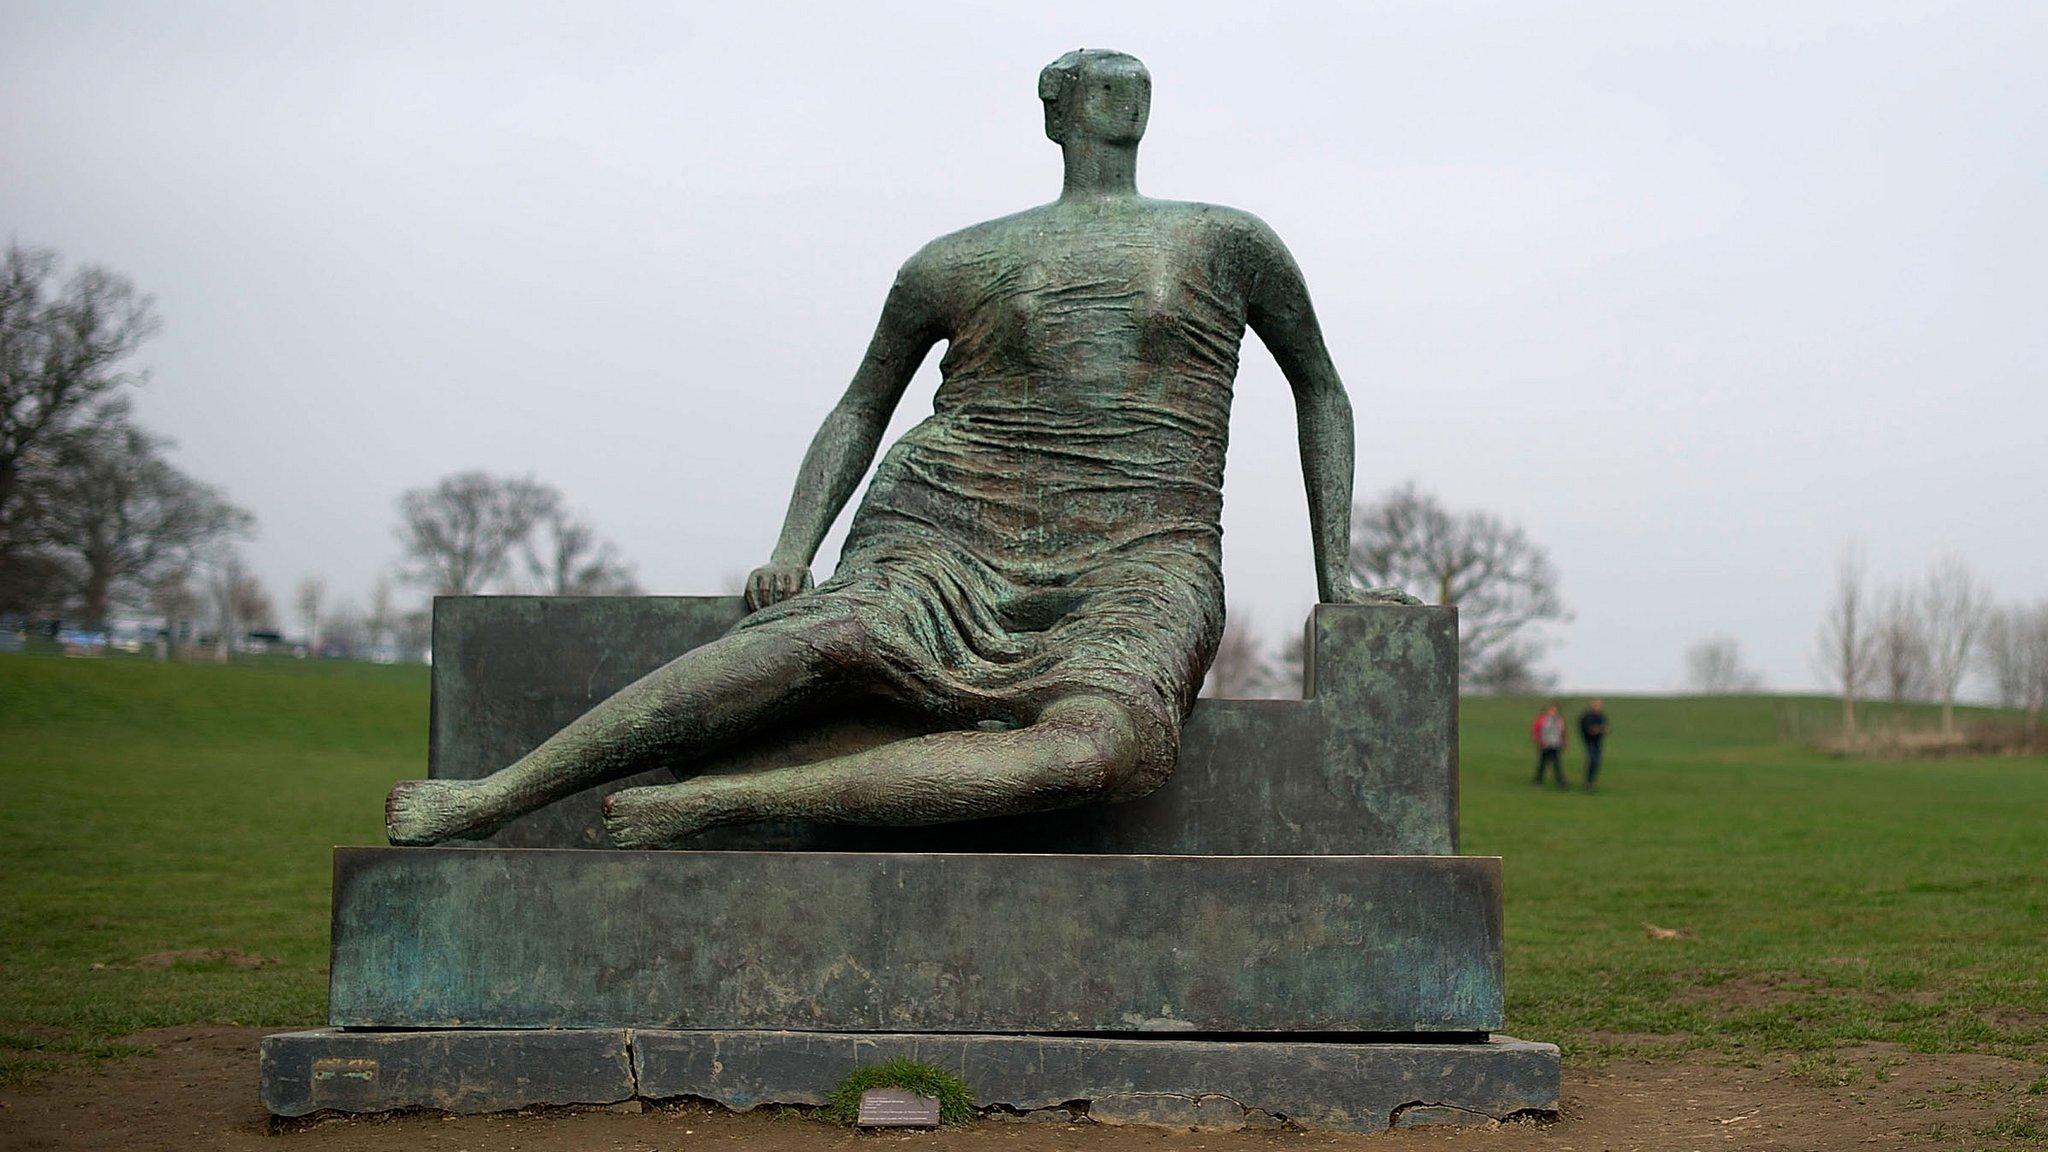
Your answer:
[822,1059,974,1126]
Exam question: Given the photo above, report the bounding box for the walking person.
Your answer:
[1578,699,1609,791]
[1531,702,1568,788]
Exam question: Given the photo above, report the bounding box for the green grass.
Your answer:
[823,1058,975,1126]
[1461,694,2048,1066]
[0,652,422,1083]
[1,653,2043,1087]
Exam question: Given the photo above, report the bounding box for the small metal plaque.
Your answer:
[308,1056,378,1105]
[311,1057,378,1084]
[857,1087,942,1127]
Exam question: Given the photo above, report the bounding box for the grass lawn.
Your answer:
[1,652,2044,1088]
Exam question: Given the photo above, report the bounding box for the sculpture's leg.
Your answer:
[600,693,1141,848]
[385,624,858,845]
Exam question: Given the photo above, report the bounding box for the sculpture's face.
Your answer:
[1040,52,1151,146]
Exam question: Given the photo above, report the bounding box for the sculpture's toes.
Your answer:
[602,786,712,850]
[385,779,496,846]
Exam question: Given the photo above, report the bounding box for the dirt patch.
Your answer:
[1577,1029,1694,1051]
[1982,1008,2048,1036]
[1,1028,2045,1151]
[91,948,278,971]
[0,1025,70,1045]
[1676,970,1945,1014]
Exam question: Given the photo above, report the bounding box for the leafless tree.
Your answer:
[524,505,640,595]
[1873,582,1930,708]
[365,578,397,653]
[0,244,160,586]
[31,409,252,627]
[231,571,274,635]
[1921,555,1989,734]
[148,566,199,660]
[1350,483,1569,690]
[1982,600,2048,736]
[207,552,249,660]
[1200,608,1275,698]
[395,471,554,595]
[1269,627,1310,699]
[396,608,433,662]
[295,576,326,650]
[1812,543,1876,733]
[1684,635,1764,694]
[1468,646,1555,695]
[322,597,366,658]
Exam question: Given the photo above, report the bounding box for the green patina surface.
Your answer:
[383,49,1415,851]
[429,597,1456,854]
[326,848,1503,1033]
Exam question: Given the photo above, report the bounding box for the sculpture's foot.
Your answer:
[602,783,725,850]
[385,778,507,846]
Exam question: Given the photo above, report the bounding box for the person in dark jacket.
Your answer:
[1578,699,1608,791]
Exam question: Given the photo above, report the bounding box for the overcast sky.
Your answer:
[4,2,2043,691]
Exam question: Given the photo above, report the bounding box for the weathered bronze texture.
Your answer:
[426,597,1459,854]
[326,848,1505,1033]
[384,49,1409,849]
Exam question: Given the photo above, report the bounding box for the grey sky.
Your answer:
[4,2,2043,691]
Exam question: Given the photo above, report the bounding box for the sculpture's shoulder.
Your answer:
[887,207,1048,300]
[1147,200,1291,257]
[910,206,1053,262]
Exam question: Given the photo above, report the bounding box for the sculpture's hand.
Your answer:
[744,562,814,612]
[1325,577,1423,607]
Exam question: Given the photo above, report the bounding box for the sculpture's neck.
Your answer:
[1060,140,1140,200]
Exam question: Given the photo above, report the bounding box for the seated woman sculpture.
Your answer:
[385,49,1412,850]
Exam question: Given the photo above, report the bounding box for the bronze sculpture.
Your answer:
[385,49,1413,850]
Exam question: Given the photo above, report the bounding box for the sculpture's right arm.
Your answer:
[748,260,943,610]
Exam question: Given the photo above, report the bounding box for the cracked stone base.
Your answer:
[260,1028,1559,1132]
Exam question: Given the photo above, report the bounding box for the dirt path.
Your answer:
[1,1028,2043,1151]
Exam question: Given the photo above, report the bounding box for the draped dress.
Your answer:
[737,203,1268,800]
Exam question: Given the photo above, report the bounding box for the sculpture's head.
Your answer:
[1039,49,1151,148]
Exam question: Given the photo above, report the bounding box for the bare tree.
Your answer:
[524,505,641,595]
[1350,483,1569,690]
[1684,635,1764,694]
[1271,627,1309,699]
[1874,582,1930,708]
[1812,543,1876,734]
[148,566,199,660]
[32,409,253,627]
[0,244,161,584]
[395,471,554,596]
[365,578,397,654]
[1200,608,1275,698]
[322,597,366,658]
[294,576,326,650]
[1921,555,1989,734]
[1982,601,2048,737]
[395,607,433,662]
[1468,646,1554,695]
[207,552,247,661]
[231,570,274,634]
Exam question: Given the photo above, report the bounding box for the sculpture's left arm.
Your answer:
[1245,220,1405,605]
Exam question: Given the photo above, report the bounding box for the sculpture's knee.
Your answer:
[1035,695,1142,795]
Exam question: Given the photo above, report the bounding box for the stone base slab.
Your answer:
[262,1027,1559,1132]
[329,847,1504,1033]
